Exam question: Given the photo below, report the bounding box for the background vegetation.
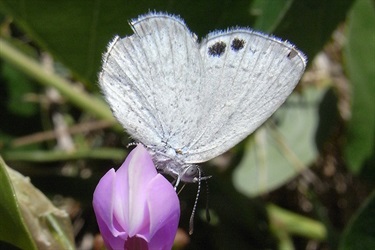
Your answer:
[0,0,374,249]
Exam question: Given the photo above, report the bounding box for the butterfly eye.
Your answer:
[180,165,199,183]
[186,165,198,176]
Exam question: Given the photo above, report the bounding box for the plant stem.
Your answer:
[0,38,121,131]
[2,148,126,162]
[267,203,327,241]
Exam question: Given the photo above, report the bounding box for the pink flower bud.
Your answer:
[93,144,180,250]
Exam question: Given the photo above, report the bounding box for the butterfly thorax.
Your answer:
[146,146,200,184]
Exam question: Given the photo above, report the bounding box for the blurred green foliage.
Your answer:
[0,0,374,249]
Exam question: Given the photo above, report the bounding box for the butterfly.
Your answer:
[99,12,307,187]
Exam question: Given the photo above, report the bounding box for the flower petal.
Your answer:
[93,144,180,249]
[128,145,158,236]
[113,145,159,236]
[146,175,180,249]
[125,236,149,250]
[93,168,128,249]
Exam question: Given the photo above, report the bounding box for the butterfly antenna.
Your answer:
[177,183,186,195]
[204,178,211,222]
[189,168,201,235]
[126,142,138,148]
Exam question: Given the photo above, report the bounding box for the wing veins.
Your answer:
[115,40,165,140]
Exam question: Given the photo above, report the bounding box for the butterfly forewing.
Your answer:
[100,14,206,150]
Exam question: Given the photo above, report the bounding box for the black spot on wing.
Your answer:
[231,38,245,51]
[208,41,226,57]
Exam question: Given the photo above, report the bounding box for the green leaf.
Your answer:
[339,191,375,250]
[1,62,38,116]
[233,87,324,196]
[273,0,355,60]
[343,0,375,175]
[250,0,294,32]
[0,0,355,86]
[0,0,257,85]
[0,157,75,250]
[0,156,37,250]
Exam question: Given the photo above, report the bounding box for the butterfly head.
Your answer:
[180,164,200,183]
[156,159,201,184]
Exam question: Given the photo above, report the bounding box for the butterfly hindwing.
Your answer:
[183,29,306,163]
